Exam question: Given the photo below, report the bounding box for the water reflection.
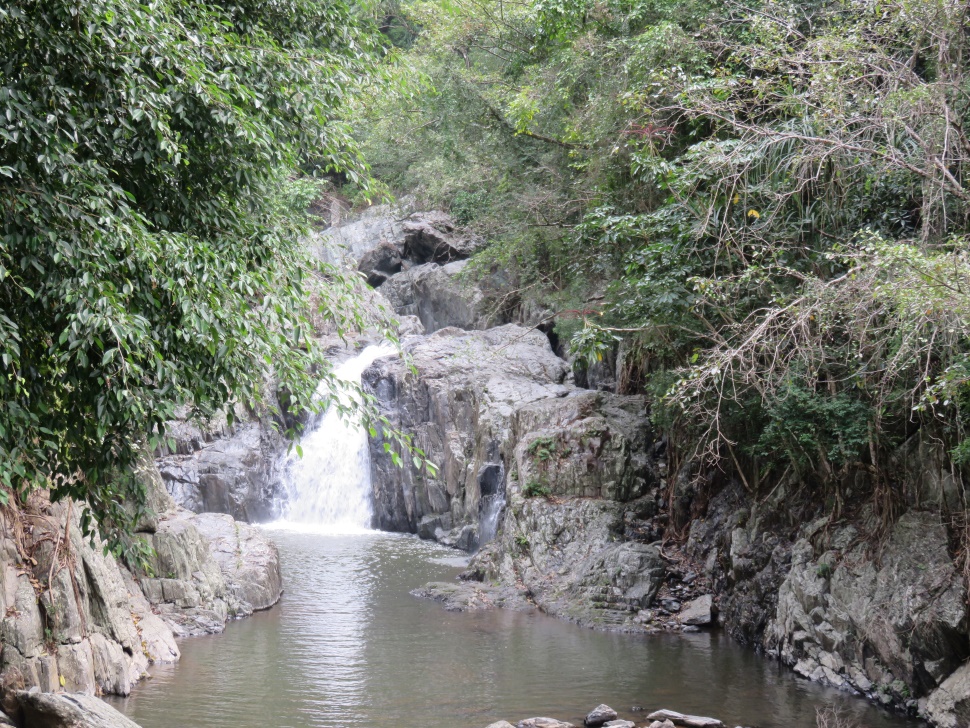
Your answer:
[109,531,921,728]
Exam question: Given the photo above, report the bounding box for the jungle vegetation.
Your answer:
[357,0,970,531]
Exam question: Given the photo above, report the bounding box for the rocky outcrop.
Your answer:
[677,471,970,723]
[155,407,284,522]
[380,261,498,333]
[766,512,967,708]
[363,324,571,547]
[365,325,681,630]
[0,463,281,711]
[311,202,408,267]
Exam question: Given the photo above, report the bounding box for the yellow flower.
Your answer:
[747,209,760,219]
[732,194,740,204]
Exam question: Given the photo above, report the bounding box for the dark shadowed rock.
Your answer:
[402,211,484,264]
[358,241,403,287]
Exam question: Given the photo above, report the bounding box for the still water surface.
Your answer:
[110,528,921,728]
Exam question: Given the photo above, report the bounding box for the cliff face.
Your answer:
[0,462,282,718]
[325,203,970,726]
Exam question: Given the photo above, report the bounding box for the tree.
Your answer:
[0,0,382,539]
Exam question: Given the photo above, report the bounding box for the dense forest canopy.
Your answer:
[359,0,970,523]
[0,0,386,541]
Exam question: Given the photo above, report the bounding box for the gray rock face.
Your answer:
[17,690,143,728]
[138,509,282,635]
[156,410,284,522]
[0,463,281,704]
[678,595,714,626]
[511,392,654,501]
[401,211,485,264]
[190,513,283,614]
[311,202,408,266]
[926,662,970,728]
[380,261,498,334]
[476,496,664,630]
[0,496,178,700]
[358,241,403,286]
[763,511,968,706]
[363,325,571,542]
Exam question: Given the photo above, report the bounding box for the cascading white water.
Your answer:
[274,344,395,533]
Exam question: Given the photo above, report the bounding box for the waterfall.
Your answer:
[274,344,395,533]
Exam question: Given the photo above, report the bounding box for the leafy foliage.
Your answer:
[0,0,384,540]
[359,0,970,514]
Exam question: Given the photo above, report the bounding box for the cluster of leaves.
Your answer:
[358,0,970,514]
[0,0,389,542]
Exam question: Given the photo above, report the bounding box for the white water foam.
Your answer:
[268,344,396,535]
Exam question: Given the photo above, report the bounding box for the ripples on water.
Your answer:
[109,529,922,728]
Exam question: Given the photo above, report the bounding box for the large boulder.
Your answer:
[358,241,403,287]
[401,211,484,264]
[17,690,143,728]
[511,392,654,502]
[310,202,408,266]
[0,496,179,700]
[475,495,664,630]
[925,661,970,727]
[363,325,570,543]
[189,512,283,614]
[137,509,282,635]
[380,260,498,333]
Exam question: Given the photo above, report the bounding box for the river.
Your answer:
[109,527,918,728]
[108,346,922,728]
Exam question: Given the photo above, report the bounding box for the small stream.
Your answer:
[109,346,922,728]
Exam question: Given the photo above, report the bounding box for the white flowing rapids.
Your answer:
[272,344,395,534]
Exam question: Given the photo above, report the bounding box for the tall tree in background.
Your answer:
[0,0,382,537]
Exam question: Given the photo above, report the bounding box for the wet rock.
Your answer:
[517,718,576,728]
[139,508,281,634]
[646,710,723,727]
[678,595,714,626]
[156,409,284,522]
[17,690,143,728]
[585,705,618,727]
[190,512,283,614]
[647,721,676,728]
[604,721,635,728]
[486,722,517,728]
[411,581,531,612]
